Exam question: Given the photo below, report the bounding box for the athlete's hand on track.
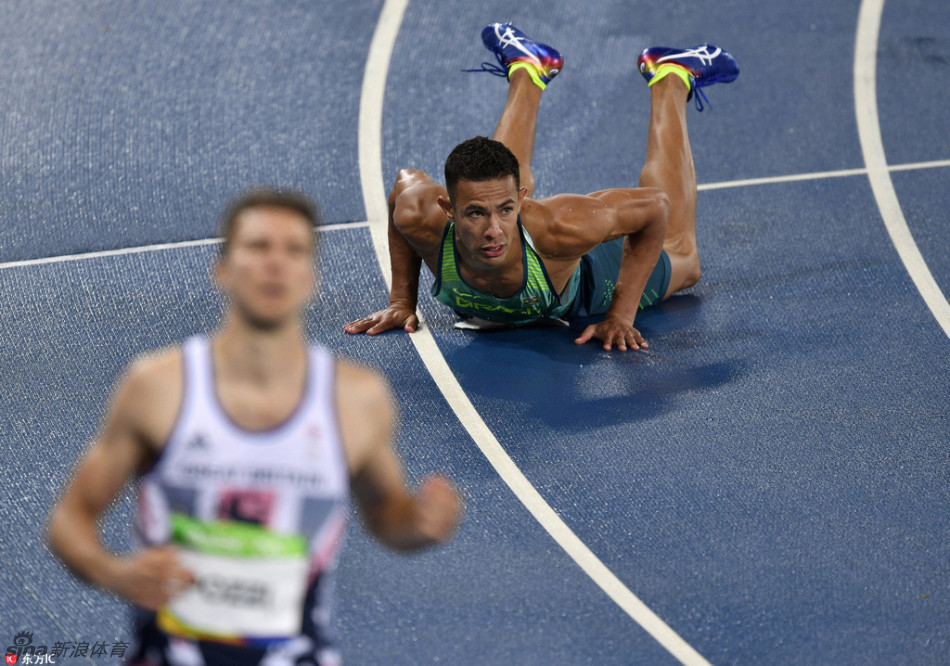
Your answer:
[574,315,649,351]
[344,305,418,335]
[108,546,195,610]
[414,475,463,544]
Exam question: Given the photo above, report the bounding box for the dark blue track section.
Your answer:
[414,179,950,665]
[381,0,950,663]
[2,0,949,664]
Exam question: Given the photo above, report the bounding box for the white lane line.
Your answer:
[359,2,711,665]
[698,159,950,191]
[699,168,868,191]
[854,0,950,339]
[0,237,222,270]
[2,157,946,272]
[0,221,370,270]
[888,158,950,173]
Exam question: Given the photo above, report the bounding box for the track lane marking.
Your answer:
[3,159,949,271]
[854,0,950,339]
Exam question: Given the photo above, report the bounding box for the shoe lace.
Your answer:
[693,84,710,112]
[463,59,508,78]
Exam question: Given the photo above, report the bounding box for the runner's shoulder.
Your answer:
[521,196,604,258]
[117,345,184,415]
[335,358,390,410]
[392,167,443,211]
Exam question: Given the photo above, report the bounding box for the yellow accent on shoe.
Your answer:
[508,61,547,91]
[648,64,692,92]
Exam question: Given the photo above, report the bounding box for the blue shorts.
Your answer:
[565,239,672,319]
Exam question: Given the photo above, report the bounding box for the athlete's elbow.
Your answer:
[45,501,74,564]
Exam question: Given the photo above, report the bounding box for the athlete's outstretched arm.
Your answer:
[534,187,669,350]
[338,362,462,550]
[572,187,670,350]
[47,357,195,610]
[344,170,443,336]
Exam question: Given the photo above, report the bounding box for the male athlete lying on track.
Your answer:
[345,23,738,351]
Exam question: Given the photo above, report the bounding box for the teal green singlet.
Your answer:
[430,219,581,325]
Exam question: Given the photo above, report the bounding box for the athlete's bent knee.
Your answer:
[665,246,701,295]
[678,251,701,290]
[682,259,701,289]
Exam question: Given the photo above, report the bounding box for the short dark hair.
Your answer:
[444,136,520,201]
[219,187,321,256]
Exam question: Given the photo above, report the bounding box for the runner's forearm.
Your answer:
[387,208,422,309]
[47,502,122,592]
[606,218,666,322]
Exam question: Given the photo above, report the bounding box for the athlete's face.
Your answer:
[441,176,527,270]
[215,206,316,329]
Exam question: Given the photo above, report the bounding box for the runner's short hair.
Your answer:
[444,136,520,201]
[219,187,321,256]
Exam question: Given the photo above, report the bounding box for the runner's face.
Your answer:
[448,176,525,269]
[216,207,316,329]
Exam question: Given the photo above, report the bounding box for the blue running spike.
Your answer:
[637,45,739,111]
[465,23,563,86]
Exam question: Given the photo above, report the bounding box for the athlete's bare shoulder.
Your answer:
[390,169,449,254]
[520,194,610,259]
[117,345,185,453]
[335,358,387,399]
[124,345,182,397]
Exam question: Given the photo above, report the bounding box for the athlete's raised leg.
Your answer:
[638,75,700,293]
[477,23,563,198]
[492,70,543,197]
[636,45,739,296]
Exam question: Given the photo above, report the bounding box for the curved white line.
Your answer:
[358,3,709,664]
[854,0,950,339]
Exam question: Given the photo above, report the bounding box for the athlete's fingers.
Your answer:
[370,313,411,335]
[574,325,596,345]
[163,571,194,599]
[404,315,419,333]
[632,327,648,349]
[361,312,394,335]
[344,316,377,334]
[625,330,639,351]
[611,333,631,352]
[151,547,196,585]
[416,476,462,542]
[112,547,196,609]
[609,325,647,352]
[366,321,390,335]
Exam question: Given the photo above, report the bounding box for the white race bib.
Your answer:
[158,514,308,642]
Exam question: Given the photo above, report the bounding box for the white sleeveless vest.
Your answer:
[134,335,349,665]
